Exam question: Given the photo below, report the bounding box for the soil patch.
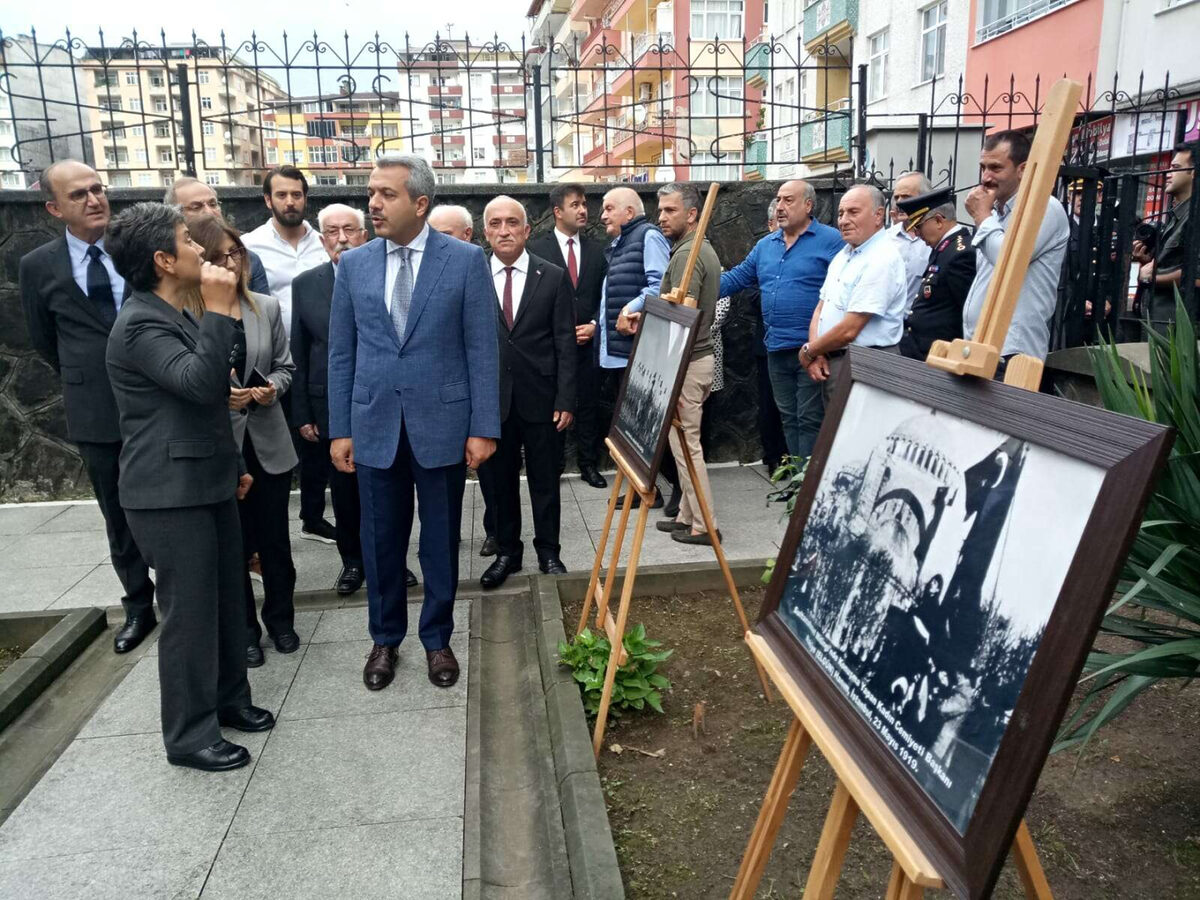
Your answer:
[562,587,1200,899]
[0,646,22,677]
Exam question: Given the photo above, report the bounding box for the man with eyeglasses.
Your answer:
[19,160,156,654]
[164,176,271,296]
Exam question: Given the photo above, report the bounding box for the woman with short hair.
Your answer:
[104,201,272,772]
[185,215,300,667]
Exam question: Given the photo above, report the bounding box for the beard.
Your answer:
[274,207,305,228]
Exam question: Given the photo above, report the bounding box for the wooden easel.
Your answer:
[729,78,1083,899]
[575,182,773,759]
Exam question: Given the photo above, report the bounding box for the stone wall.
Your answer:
[0,180,841,501]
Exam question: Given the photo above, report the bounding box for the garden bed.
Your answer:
[561,586,1200,899]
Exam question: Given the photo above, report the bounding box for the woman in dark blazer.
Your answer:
[186,216,300,666]
[104,202,273,773]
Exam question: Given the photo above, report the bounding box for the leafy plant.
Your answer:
[558,625,673,718]
[762,454,810,584]
[1054,295,1200,753]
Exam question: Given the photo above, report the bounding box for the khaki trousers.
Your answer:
[667,355,716,534]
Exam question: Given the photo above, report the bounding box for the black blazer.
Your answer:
[105,290,243,510]
[493,251,577,424]
[19,236,124,443]
[289,260,334,434]
[527,231,607,327]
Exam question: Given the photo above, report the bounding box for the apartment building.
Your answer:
[534,0,766,182]
[263,90,404,187]
[81,44,284,188]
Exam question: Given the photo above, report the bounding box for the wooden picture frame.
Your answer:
[756,348,1171,899]
[607,296,701,492]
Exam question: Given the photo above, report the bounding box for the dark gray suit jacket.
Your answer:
[19,236,123,443]
[105,290,243,510]
[289,260,334,435]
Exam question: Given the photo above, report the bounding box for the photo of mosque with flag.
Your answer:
[780,382,1106,834]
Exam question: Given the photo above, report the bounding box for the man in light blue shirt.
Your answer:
[802,185,908,403]
[600,187,670,369]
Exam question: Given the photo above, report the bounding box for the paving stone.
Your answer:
[46,564,126,609]
[0,505,67,536]
[31,502,107,533]
[1,530,112,570]
[201,818,462,900]
[0,732,253,861]
[310,603,468,644]
[278,635,467,721]
[0,565,95,612]
[0,839,217,900]
[229,707,465,835]
[146,610,321,658]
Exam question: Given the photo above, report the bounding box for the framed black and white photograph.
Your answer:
[757,349,1171,900]
[609,297,700,490]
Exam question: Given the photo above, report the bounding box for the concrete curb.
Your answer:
[0,608,106,734]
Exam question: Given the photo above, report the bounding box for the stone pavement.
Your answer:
[0,462,786,614]
[0,464,787,898]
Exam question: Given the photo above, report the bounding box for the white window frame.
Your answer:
[124,71,137,86]
[200,97,213,111]
[135,148,147,162]
[202,122,215,136]
[919,1,948,83]
[691,75,744,117]
[153,97,168,113]
[976,0,1071,42]
[205,173,221,185]
[690,0,744,40]
[197,71,210,85]
[137,172,154,186]
[158,147,173,164]
[149,72,165,88]
[267,146,278,164]
[689,150,743,181]
[868,29,889,101]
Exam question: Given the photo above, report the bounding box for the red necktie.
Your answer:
[566,238,579,288]
[502,266,515,329]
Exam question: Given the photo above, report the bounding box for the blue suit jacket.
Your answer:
[327,228,501,470]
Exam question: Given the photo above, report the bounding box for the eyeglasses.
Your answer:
[322,225,364,238]
[65,184,107,204]
[214,246,246,266]
[183,198,221,213]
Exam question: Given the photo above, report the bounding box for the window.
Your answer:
[346,173,369,186]
[129,98,142,112]
[307,120,336,138]
[377,123,399,138]
[691,75,744,117]
[162,174,174,186]
[158,147,173,164]
[868,29,889,101]
[920,2,948,82]
[436,172,458,184]
[204,146,216,161]
[690,0,744,39]
[0,121,9,136]
[774,77,797,127]
[154,123,171,138]
[130,125,144,137]
[93,72,118,89]
[201,97,213,110]
[315,174,339,186]
[205,173,221,185]
[124,71,137,86]
[473,146,487,161]
[267,147,278,163]
[197,71,210,85]
[977,0,1069,42]
[149,72,165,88]
[137,172,154,185]
[153,97,168,113]
[104,147,129,165]
[98,97,123,112]
[202,122,215,136]
[136,148,147,162]
[689,150,742,181]
[109,172,132,187]
[2,171,26,188]
[284,150,302,164]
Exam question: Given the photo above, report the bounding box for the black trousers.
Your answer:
[571,344,602,469]
[76,441,154,618]
[240,432,297,643]
[594,365,679,491]
[304,434,363,566]
[755,354,787,471]
[126,498,251,755]
[479,414,562,561]
[297,432,330,526]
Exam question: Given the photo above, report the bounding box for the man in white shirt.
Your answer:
[890,171,936,309]
[241,165,328,339]
[802,184,908,403]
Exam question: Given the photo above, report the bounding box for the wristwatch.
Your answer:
[799,343,812,365]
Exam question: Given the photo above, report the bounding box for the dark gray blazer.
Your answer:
[289,260,334,435]
[229,291,298,475]
[105,290,243,510]
[19,236,123,443]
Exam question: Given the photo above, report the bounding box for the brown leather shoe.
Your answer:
[363,643,398,691]
[426,647,459,688]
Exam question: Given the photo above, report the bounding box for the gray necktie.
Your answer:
[390,246,414,341]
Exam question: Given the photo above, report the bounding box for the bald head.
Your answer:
[773,179,816,236]
[428,204,474,241]
[837,185,886,247]
[600,187,645,238]
[483,195,530,264]
[41,160,110,242]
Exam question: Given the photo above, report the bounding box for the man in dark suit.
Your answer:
[527,183,608,490]
[895,188,977,360]
[477,196,576,589]
[328,155,500,692]
[19,160,155,654]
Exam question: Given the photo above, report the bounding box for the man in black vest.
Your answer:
[477,196,576,589]
[19,160,155,654]
[528,184,609,490]
[895,187,976,360]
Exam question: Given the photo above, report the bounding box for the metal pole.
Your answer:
[916,113,928,177]
[175,63,197,177]
[533,62,545,183]
[855,64,867,179]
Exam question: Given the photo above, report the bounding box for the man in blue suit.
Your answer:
[328,155,500,691]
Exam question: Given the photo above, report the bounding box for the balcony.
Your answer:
[568,0,607,22]
[800,111,851,162]
[580,27,622,62]
[744,135,767,180]
[632,31,675,62]
[803,0,858,47]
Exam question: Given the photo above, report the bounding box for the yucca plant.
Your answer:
[1053,295,1200,753]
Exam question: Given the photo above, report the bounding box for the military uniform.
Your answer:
[899,225,976,360]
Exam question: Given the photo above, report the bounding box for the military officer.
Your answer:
[896,187,977,361]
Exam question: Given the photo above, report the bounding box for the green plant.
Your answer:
[558,625,673,718]
[762,454,810,583]
[1054,295,1200,753]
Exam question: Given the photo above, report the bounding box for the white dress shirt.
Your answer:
[554,227,578,268]
[241,218,327,336]
[816,228,908,348]
[384,223,431,314]
[889,222,931,313]
[490,250,529,321]
[64,230,126,310]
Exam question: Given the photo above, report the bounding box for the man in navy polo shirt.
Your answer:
[721,180,843,461]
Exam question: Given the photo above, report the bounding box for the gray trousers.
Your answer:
[126,498,252,756]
